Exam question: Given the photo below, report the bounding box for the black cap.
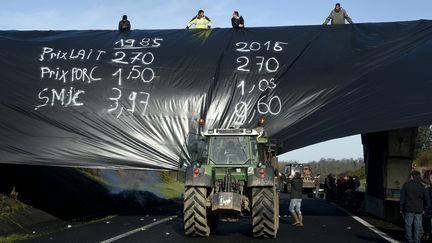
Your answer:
[122,15,127,20]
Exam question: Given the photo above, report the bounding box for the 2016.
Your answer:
[235,41,288,52]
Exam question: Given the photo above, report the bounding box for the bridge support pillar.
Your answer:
[362,127,417,222]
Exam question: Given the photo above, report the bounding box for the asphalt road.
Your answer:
[24,193,399,243]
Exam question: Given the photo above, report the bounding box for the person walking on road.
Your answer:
[422,170,432,241]
[314,174,321,198]
[325,173,337,202]
[323,3,353,25]
[287,172,304,226]
[187,10,212,29]
[400,170,429,243]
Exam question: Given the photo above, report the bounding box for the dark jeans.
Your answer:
[423,216,431,237]
[325,188,336,202]
[404,212,423,243]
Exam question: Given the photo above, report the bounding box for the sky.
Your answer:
[1,0,430,161]
[1,0,431,30]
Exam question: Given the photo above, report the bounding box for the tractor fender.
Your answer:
[247,167,275,187]
[184,167,213,187]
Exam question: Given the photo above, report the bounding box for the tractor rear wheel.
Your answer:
[184,187,210,237]
[252,187,278,238]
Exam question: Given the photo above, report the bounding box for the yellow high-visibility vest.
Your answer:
[187,16,212,29]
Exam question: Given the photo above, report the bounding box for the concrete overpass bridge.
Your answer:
[0,20,432,223]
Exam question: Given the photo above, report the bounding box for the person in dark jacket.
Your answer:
[231,11,244,29]
[287,172,304,226]
[118,15,131,31]
[325,173,337,202]
[422,170,432,241]
[400,170,429,243]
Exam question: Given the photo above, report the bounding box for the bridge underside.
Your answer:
[362,127,417,222]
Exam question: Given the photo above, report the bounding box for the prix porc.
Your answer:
[40,66,101,83]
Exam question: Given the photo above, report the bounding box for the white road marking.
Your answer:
[336,205,399,243]
[99,215,177,243]
[350,215,399,243]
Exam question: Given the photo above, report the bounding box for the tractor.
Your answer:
[279,163,316,197]
[182,118,279,238]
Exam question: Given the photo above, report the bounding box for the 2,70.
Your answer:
[236,56,279,73]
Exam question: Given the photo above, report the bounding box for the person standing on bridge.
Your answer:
[118,15,131,31]
[287,172,304,226]
[186,10,212,29]
[323,3,353,25]
[231,11,244,29]
[400,170,429,243]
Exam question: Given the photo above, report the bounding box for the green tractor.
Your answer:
[182,121,279,238]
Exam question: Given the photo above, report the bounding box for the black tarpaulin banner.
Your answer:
[1,20,431,170]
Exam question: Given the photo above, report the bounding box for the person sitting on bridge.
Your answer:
[118,15,131,31]
[231,11,244,29]
[186,10,212,29]
[323,3,353,25]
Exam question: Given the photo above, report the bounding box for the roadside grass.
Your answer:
[76,168,186,200]
[0,233,35,243]
[152,180,184,199]
[0,193,28,219]
[77,168,109,187]
[0,193,37,242]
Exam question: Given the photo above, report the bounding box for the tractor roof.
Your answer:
[203,128,260,137]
